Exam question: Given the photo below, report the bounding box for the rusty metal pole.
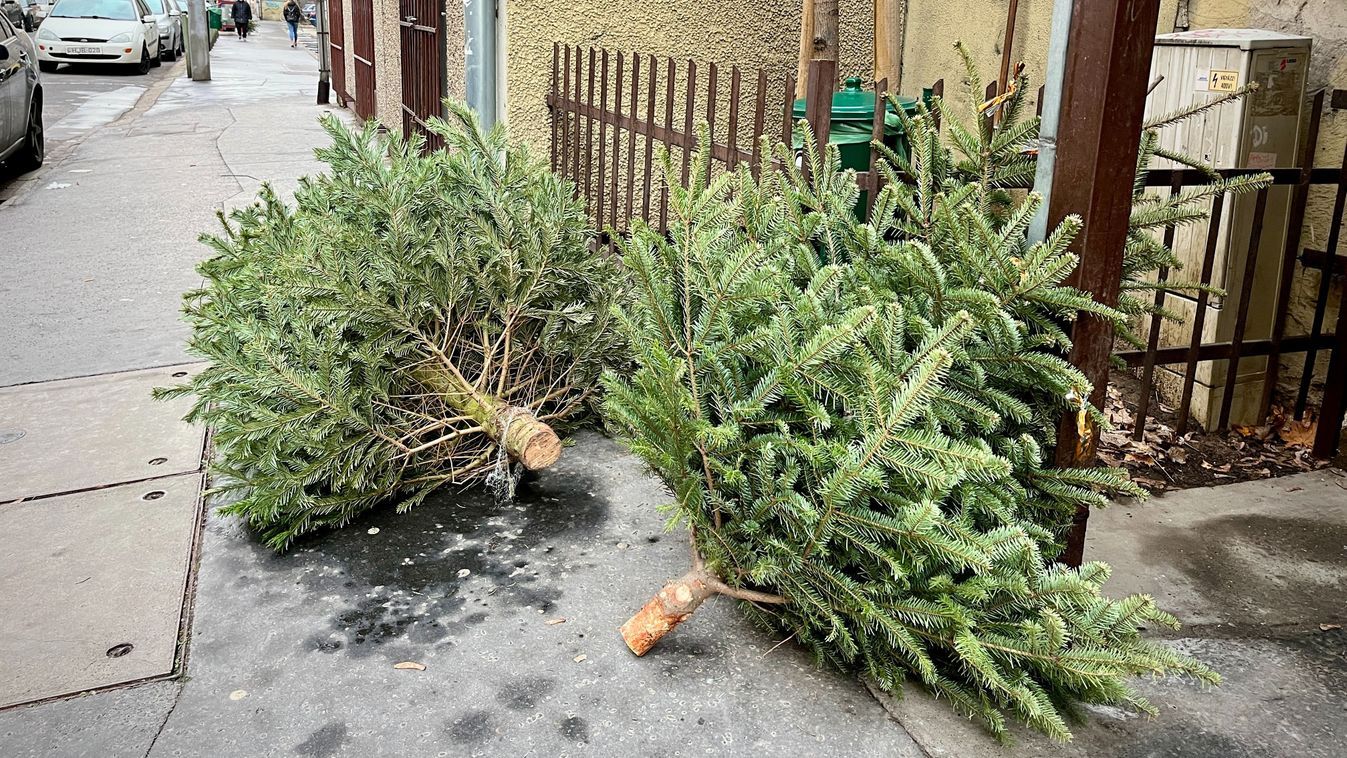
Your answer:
[1045,0,1163,567]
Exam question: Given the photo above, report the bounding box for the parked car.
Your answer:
[1,0,40,32]
[34,0,161,74]
[0,11,43,172]
[301,2,313,24]
[140,0,181,61]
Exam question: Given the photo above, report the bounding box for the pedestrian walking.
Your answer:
[283,0,302,47]
[231,0,252,39]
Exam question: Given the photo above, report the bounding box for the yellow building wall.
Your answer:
[501,0,879,152]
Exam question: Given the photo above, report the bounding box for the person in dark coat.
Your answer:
[231,0,252,39]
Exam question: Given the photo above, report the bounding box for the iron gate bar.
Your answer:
[584,48,596,222]
[641,55,656,223]
[659,57,674,233]
[1296,125,1347,418]
[728,66,741,183]
[751,69,766,179]
[328,0,346,103]
[1217,187,1271,431]
[1261,90,1325,419]
[1301,248,1347,274]
[351,0,375,120]
[571,46,582,193]
[1114,334,1340,367]
[681,60,697,190]
[705,63,718,185]
[1175,192,1226,436]
[1132,174,1184,440]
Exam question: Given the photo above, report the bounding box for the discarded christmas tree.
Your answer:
[605,108,1220,737]
[158,104,623,549]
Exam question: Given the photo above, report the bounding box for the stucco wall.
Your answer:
[372,0,403,126]
[501,0,878,152]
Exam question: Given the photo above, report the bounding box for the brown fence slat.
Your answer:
[550,43,560,172]
[642,55,657,225]
[607,50,623,239]
[1176,192,1226,435]
[1217,187,1270,430]
[727,66,741,175]
[705,63,719,182]
[571,47,582,192]
[681,60,697,189]
[624,53,640,232]
[597,49,610,234]
[866,78,887,218]
[659,57,675,232]
[751,69,767,177]
[781,72,796,150]
[584,48,598,223]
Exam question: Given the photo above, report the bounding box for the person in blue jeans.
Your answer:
[283,0,302,46]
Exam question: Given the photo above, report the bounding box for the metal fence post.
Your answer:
[1044,0,1164,566]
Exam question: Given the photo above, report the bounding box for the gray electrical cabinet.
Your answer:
[1145,29,1312,430]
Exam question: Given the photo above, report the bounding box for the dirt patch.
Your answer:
[1099,371,1336,493]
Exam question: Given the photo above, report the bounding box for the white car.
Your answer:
[34,0,161,74]
[141,0,181,62]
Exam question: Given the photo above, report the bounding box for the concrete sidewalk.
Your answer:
[0,21,337,386]
[875,469,1347,757]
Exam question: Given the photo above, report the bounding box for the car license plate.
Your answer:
[66,46,101,55]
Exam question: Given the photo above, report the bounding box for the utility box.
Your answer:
[1144,29,1311,430]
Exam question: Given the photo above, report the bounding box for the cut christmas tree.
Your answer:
[158,104,624,549]
[604,104,1230,738]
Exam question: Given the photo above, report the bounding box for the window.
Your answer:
[143,0,164,12]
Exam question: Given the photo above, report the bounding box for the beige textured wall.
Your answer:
[501,0,877,152]
[371,0,403,126]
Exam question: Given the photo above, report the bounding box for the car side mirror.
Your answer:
[169,8,180,14]
[142,12,154,21]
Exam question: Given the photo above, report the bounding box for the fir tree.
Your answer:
[605,126,1217,739]
[158,104,624,549]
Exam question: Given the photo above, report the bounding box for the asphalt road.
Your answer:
[0,34,179,203]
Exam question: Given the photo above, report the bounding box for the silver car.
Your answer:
[0,10,42,173]
[142,0,182,61]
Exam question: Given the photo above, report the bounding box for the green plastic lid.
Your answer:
[792,76,919,122]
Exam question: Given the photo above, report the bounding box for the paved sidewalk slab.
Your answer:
[872,469,1347,757]
[0,365,206,502]
[145,432,923,757]
[0,473,204,708]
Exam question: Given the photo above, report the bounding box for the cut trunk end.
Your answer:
[416,367,562,471]
[620,569,715,656]
[500,407,562,470]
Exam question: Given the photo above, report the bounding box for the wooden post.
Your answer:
[802,0,838,178]
[1045,0,1163,566]
[796,0,815,100]
[874,0,904,89]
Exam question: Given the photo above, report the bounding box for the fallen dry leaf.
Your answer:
[573,654,588,663]
[393,661,427,671]
[545,618,567,626]
[1286,486,1304,493]
[1320,624,1342,632]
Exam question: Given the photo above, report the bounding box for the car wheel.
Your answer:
[39,60,57,73]
[150,43,162,67]
[162,40,176,61]
[134,47,151,74]
[12,98,44,173]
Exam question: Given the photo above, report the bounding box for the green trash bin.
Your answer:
[208,7,222,30]
[792,76,919,215]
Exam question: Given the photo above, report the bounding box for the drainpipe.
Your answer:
[464,0,498,127]
[1026,0,1073,243]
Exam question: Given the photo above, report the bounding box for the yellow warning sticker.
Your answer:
[1208,69,1239,92]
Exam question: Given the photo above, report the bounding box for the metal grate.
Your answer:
[398,0,444,150]
[351,0,375,120]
